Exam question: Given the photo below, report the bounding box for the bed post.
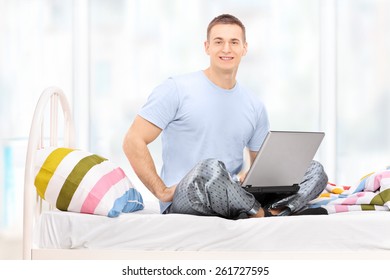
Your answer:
[23,87,75,260]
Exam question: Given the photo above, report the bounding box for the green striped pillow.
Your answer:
[34,147,144,217]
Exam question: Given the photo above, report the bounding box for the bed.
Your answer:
[23,87,390,260]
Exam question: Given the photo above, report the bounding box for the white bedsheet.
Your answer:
[34,201,390,252]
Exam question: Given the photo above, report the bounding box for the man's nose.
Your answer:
[222,42,231,53]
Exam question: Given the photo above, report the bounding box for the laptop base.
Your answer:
[244,184,300,206]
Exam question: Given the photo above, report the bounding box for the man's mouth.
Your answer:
[220,56,234,61]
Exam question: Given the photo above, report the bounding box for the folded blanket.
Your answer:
[309,167,390,214]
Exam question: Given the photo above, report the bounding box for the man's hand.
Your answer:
[237,172,247,184]
[158,184,177,202]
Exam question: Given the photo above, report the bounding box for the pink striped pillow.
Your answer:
[34,147,144,217]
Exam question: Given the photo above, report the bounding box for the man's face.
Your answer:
[205,24,247,73]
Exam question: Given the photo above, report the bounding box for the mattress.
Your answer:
[34,200,390,252]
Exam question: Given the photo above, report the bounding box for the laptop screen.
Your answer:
[242,131,324,188]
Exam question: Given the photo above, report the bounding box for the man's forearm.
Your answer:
[123,137,167,200]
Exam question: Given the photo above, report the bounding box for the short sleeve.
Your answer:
[138,78,180,129]
[247,104,270,151]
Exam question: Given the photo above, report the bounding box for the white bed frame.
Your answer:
[23,87,390,260]
[23,87,75,260]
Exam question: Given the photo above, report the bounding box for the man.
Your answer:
[123,14,327,219]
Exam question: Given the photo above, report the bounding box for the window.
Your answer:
[0,0,73,232]
[336,0,390,183]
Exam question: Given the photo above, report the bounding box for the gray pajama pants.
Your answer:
[166,158,328,219]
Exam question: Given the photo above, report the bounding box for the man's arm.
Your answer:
[248,150,257,165]
[122,115,175,202]
[238,149,258,183]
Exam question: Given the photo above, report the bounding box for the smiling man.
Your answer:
[123,14,328,219]
[204,19,247,89]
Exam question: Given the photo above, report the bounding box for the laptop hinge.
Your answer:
[244,184,300,194]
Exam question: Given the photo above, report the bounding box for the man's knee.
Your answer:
[196,158,226,171]
[307,160,328,193]
[194,158,229,181]
[310,160,327,178]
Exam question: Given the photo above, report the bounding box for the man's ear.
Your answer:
[242,42,248,56]
[204,40,210,55]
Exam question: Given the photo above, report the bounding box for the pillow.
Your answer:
[34,147,144,217]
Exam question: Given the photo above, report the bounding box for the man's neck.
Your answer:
[203,67,237,90]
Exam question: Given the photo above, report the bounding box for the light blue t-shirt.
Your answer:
[139,71,270,212]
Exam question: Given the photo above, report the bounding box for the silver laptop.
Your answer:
[242,131,325,194]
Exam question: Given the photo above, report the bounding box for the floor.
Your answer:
[0,235,23,260]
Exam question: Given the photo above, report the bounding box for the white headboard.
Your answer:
[23,87,75,259]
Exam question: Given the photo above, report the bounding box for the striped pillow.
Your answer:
[34,147,144,217]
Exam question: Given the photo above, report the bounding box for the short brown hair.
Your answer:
[207,14,246,42]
